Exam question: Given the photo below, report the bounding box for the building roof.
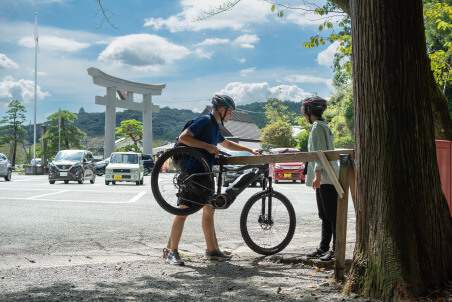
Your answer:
[201,106,262,141]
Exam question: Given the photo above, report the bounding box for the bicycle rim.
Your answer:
[151,147,214,216]
[240,191,296,255]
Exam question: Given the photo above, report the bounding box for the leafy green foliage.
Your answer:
[0,100,27,165]
[260,120,296,150]
[115,119,143,152]
[40,110,86,159]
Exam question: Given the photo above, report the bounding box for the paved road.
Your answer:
[0,173,356,271]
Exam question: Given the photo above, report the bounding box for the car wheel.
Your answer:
[136,181,140,186]
[112,181,116,185]
[140,179,144,185]
[90,178,95,184]
[293,180,296,183]
[5,169,12,181]
[144,167,150,176]
[273,173,278,183]
[105,180,109,185]
[64,180,69,184]
[49,180,55,184]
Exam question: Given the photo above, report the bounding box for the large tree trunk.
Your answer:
[331,0,452,141]
[348,0,452,300]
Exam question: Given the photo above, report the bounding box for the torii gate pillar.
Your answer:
[87,68,165,158]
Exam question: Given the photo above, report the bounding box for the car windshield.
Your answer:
[54,151,84,161]
[110,153,138,164]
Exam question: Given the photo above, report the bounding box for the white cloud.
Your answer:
[144,0,270,32]
[18,35,90,52]
[195,48,213,59]
[240,67,256,76]
[216,82,310,104]
[0,76,51,106]
[237,58,246,63]
[196,38,230,46]
[0,54,19,69]
[317,41,340,67]
[232,34,260,48]
[284,74,333,90]
[98,34,191,71]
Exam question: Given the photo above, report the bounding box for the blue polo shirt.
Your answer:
[186,112,225,168]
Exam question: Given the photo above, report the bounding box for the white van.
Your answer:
[105,152,144,185]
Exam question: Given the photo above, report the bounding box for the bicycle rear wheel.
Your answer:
[240,191,296,255]
[151,147,214,216]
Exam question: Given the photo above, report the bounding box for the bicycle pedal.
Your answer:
[162,248,170,258]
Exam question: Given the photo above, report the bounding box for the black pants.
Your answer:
[315,184,338,252]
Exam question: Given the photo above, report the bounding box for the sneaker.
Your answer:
[320,250,334,261]
[205,248,232,261]
[307,248,327,258]
[166,249,185,266]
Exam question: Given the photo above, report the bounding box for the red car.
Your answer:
[268,148,305,183]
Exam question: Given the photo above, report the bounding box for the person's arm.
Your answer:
[311,125,328,189]
[219,139,259,155]
[179,129,219,155]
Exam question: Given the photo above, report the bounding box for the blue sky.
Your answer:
[0,0,344,124]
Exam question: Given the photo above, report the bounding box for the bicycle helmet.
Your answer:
[301,95,327,124]
[212,95,235,125]
[212,95,236,110]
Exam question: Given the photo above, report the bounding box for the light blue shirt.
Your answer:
[305,120,339,187]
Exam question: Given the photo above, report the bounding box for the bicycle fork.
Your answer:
[258,172,274,229]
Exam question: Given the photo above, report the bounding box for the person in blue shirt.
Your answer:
[301,95,339,262]
[166,95,259,265]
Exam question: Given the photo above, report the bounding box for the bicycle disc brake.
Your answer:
[258,215,274,230]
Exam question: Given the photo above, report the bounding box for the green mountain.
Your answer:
[25,100,304,144]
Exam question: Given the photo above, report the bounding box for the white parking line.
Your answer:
[126,191,147,203]
[26,191,69,199]
[3,191,147,204]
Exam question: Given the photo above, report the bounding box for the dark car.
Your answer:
[94,157,110,176]
[141,153,155,175]
[222,151,264,187]
[0,153,12,181]
[48,150,96,184]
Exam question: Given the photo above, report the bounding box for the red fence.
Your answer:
[436,140,452,216]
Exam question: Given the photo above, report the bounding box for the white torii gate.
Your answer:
[87,67,165,158]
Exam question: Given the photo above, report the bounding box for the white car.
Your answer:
[105,152,144,186]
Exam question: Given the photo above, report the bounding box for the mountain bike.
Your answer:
[150,147,296,255]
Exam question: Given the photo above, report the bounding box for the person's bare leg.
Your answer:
[202,205,217,251]
[169,205,189,252]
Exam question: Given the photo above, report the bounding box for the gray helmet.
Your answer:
[302,95,327,113]
[212,95,235,110]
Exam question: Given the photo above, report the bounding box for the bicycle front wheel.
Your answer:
[151,147,214,216]
[240,191,296,255]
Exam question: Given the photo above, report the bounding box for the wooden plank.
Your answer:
[334,154,351,281]
[223,149,355,165]
[317,151,344,198]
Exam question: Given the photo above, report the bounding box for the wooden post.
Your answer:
[335,154,351,281]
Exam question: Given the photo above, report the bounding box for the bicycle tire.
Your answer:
[151,147,214,216]
[240,191,296,255]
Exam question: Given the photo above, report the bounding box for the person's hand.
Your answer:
[312,177,321,189]
[250,149,260,155]
[205,144,219,155]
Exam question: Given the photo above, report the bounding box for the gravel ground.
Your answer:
[1,252,450,302]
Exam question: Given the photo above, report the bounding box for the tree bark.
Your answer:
[331,0,452,140]
[347,0,452,300]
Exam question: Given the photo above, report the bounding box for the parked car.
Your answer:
[95,157,110,176]
[222,151,264,187]
[0,153,12,181]
[105,152,144,186]
[141,153,155,175]
[269,148,305,183]
[48,150,96,184]
[30,158,42,166]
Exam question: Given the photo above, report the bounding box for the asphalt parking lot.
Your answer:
[0,173,356,269]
